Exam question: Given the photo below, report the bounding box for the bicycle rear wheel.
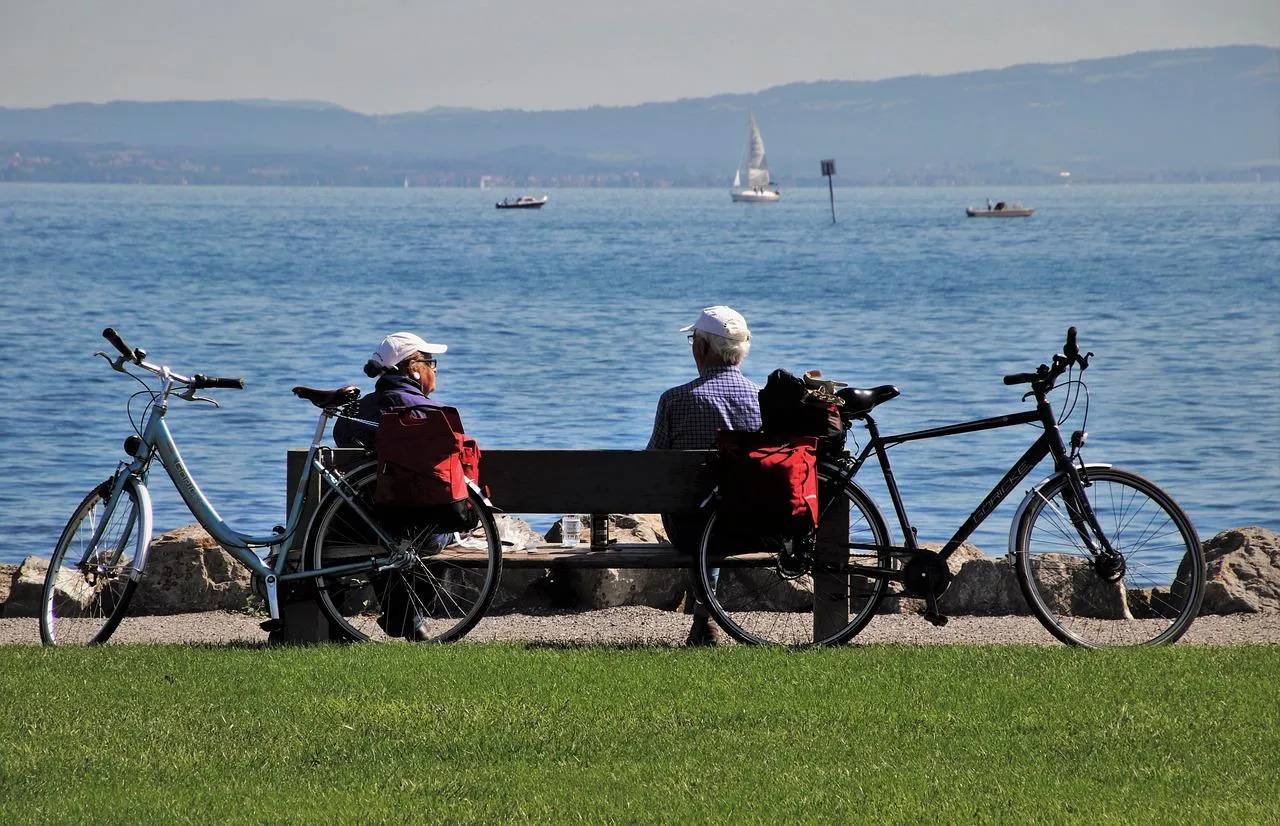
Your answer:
[41,480,144,645]
[1015,466,1204,647]
[695,468,893,646]
[306,464,503,642]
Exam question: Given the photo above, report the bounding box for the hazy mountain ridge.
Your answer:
[2,46,1276,186]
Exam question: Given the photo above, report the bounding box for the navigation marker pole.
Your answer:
[820,159,837,223]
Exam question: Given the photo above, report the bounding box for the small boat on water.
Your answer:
[967,201,1034,218]
[730,113,780,203]
[496,196,548,210]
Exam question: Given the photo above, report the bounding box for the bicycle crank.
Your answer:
[902,551,953,626]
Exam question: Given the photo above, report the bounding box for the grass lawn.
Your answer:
[1,643,1277,824]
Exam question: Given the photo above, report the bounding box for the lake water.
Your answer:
[0,182,1276,566]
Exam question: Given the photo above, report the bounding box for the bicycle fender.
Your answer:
[127,476,154,581]
[466,477,497,510]
[1005,463,1112,564]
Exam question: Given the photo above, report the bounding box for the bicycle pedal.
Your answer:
[923,612,949,627]
[259,618,285,633]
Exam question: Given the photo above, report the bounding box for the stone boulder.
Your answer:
[3,556,51,617]
[1198,526,1280,614]
[880,543,1030,615]
[535,514,689,610]
[129,525,254,615]
[938,545,1030,616]
[0,563,17,612]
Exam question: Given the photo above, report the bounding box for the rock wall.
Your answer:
[4,523,1279,618]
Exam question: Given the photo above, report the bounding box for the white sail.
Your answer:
[744,113,770,188]
[730,112,779,202]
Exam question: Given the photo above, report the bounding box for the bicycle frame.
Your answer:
[825,389,1103,567]
[98,368,401,621]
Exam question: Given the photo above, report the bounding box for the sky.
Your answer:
[3,0,1277,113]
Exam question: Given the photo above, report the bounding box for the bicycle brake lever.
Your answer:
[96,351,132,373]
[177,388,220,407]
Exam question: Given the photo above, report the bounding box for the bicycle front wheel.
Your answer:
[696,468,893,646]
[306,464,503,643]
[1015,466,1204,647]
[41,481,144,645]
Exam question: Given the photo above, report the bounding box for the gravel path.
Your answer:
[2,609,1277,646]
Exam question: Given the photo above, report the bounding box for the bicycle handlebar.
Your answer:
[192,374,246,390]
[1002,327,1093,390]
[103,327,144,364]
[101,328,244,391]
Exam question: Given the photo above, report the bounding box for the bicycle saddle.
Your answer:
[836,385,900,418]
[292,385,361,408]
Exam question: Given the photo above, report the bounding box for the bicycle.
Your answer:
[695,327,1206,648]
[41,328,504,645]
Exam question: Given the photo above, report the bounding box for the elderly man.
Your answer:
[648,305,761,644]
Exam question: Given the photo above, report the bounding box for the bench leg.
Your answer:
[272,579,334,644]
[813,494,851,642]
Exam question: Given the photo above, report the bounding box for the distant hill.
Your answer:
[2,45,1276,186]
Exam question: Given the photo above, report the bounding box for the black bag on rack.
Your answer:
[758,368,847,455]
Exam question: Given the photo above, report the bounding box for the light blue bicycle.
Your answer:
[41,328,504,645]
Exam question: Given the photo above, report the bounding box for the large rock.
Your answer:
[538,514,688,610]
[3,556,50,617]
[879,543,1028,615]
[129,525,254,615]
[939,545,1030,616]
[1198,526,1280,614]
[0,563,17,611]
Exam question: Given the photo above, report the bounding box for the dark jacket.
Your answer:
[333,374,443,450]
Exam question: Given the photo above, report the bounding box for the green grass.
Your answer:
[2,644,1277,825]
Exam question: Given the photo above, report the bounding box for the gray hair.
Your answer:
[696,330,751,366]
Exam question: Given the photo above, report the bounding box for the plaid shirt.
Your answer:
[647,366,762,450]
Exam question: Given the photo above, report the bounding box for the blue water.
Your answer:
[1,183,1277,566]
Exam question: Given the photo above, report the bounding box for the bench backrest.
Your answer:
[286,448,717,523]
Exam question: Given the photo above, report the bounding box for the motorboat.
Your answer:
[967,201,1034,217]
[730,113,780,203]
[495,196,548,210]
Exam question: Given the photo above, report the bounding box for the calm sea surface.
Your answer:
[0,183,1276,566]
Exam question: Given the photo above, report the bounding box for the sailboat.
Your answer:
[730,113,780,203]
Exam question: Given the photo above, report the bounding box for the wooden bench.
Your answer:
[281,447,850,642]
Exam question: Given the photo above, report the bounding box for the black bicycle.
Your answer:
[695,328,1206,648]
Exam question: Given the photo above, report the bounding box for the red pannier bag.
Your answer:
[374,405,481,532]
[714,430,820,537]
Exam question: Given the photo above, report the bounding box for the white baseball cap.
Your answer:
[680,306,750,342]
[370,331,448,370]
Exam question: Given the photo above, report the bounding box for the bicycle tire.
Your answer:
[305,463,503,643]
[41,480,144,645]
[695,465,893,646]
[1014,466,1204,647]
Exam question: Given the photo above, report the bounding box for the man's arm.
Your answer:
[646,392,671,450]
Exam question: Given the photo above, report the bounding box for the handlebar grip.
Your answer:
[1003,373,1039,386]
[1064,326,1079,360]
[192,374,245,390]
[102,328,140,362]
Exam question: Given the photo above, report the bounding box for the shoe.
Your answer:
[409,615,432,642]
[685,614,723,647]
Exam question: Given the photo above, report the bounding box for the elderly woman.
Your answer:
[333,331,455,641]
[333,331,447,449]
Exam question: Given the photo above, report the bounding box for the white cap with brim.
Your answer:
[680,305,750,342]
[371,331,448,370]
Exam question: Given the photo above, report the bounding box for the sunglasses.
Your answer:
[410,354,438,368]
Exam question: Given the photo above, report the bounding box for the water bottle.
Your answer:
[561,515,581,548]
